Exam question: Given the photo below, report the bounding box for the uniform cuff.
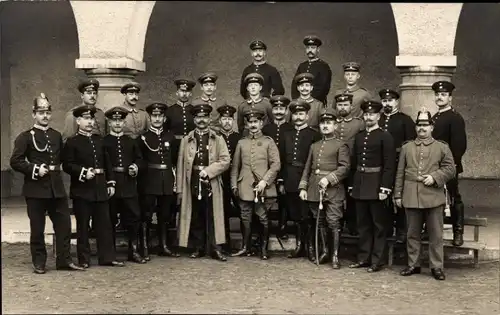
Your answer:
[32,164,40,180]
[277,178,284,183]
[79,167,87,182]
[326,173,339,185]
[380,187,392,195]
[107,181,116,187]
[298,180,308,190]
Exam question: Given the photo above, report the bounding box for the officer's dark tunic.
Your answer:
[220,130,241,218]
[103,133,142,237]
[165,101,195,166]
[240,62,285,99]
[350,126,395,266]
[137,127,175,224]
[62,131,117,265]
[10,125,73,268]
[291,59,332,105]
[280,126,321,222]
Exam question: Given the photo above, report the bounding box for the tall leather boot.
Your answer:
[277,197,289,240]
[395,206,407,243]
[140,222,151,261]
[232,222,251,257]
[317,226,330,264]
[261,223,269,260]
[128,235,146,264]
[452,202,465,246]
[331,228,341,269]
[158,222,176,256]
[307,219,316,263]
[288,221,305,258]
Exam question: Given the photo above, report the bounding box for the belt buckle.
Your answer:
[315,169,320,175]
[360,167,365,172]
[48,165,56,171]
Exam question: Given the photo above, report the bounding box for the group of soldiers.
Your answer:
[10,36,467,282]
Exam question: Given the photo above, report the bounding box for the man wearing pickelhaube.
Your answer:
[291,35,332,105]
[10,93,84,274]
[240,40,285,99]
[216,104,241,254]
[348,100,395,273]
[335,62,372,119]
[120,82,150,139]
[231,108,281,260]
[430,81,467,247]
[62,79,106,142]
[62,104,124,268]
[192,72,227,132]
[103,106,146,264]
[138,103,178,260]
[176,104,231,262]
[378,88,416,243]
[395,108,455,281]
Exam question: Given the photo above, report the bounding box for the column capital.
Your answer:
[75,57,146,72]
[396,55,457,68]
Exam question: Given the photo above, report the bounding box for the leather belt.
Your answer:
[193,165,206,171]
[174,135,184,140]
[291,161,305,167]
[313,169,331,176]
[47,165,61,171]
[91,168,105,174]
[357,166,381,173]
[148,163,168,170]
[113,167,126,172]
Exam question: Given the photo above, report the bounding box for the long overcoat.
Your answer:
[176,129,230,247]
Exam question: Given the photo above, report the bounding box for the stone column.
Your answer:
[391,3,463,119]
[70,0,155,111]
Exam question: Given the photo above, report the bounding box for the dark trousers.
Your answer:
[190,195,220,252]
[447,177,464,233]
[277,193,288,226]
[109,197,141,240]
[142,195,173,225]
[72,198,116,265]
[222,184,240,249]
[355,199,388,266]
[25,198,72,268]
[343,181,357,233]
[286,192,309,223]
[385,198,406,237]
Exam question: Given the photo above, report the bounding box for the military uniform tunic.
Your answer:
[262,121,293,147]
[379,111,416,154]
[192,96,228,132]
[191,131,210,197]
[240,62,285,99]
[293,97,326,131]
[335,85,372,118]
[120,104,150,139]
[291,59,332,104]
[333,117,365,151]
[165,101,196,165]
[237,98,274,134]
[62,106,106,142]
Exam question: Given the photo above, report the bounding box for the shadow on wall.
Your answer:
[454,3,500,178]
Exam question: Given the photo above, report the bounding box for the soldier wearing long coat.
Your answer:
[176,104,230,261]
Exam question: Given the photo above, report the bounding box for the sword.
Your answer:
[315,189,325,266]
[198,177,202,200]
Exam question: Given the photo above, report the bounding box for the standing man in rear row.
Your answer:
[291,35,332,105]
[240,40,285,99]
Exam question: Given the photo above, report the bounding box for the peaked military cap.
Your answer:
[431,81,455,93]
[249,40,267,50]
[174,79,196,91]
[198,72,218,84]
[378,88,400,100]
[78,78,100,93]
[334,93,353,103]
[319,112,336,122]
[145,102,168,115]
[360,100,383,113]
[33,93,52,112]
[73,104,97,118]
[105,106,129,120]
[270,95,291,107]
[303,35,322,47]
[294,72,315,85]
[243,108,265,120]
[120,82,141,94]
[415,107,433,125]
[342,62,361,72]
[289,100,311,113]
[191,103,213,117]
[244,73,264,86]
[217,104,237,117]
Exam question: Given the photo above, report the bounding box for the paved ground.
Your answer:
[2,243,499,314]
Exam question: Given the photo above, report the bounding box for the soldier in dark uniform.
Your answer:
[120,82,150,139]
[103,106,146,264]
[333,93,365,236]
[348,100,395,272]
[279,101,321,260]
[192,72,227,132]
[240,40,285,99]
[262,95,293,239]
[293,73,325,131]
[62,104,124,268]
[291,35,332,105]
[237,73,274,135]
[138,103,179,260]
[216,104,241,253]
[334,62,372,118]
[378,88,417,243]
[299,112,350,268]
[10,94,85,274]
[62,79,106,142]
[231,108,281,260]
[431,81,467,246]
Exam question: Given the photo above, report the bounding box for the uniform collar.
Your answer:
[149,126,163,135]
[249,131,263,139]
[336,116,353,122]
[201,95,217,102]
[187,129,216,141]
[294,124,308,131]
[253,60,266,66]
[308,58,319,63]
[415,137,435,146]
[438,105,452,113]
[344,84,360,93]
[247,97,262,104]
[365,125,380,133]
[122,102,138,113]
[219,129,234,137]
[110,131,124,137]
[384,110,399,117]
[195,128,209,136]
[299,96,314,103]
[78,130,92,137]
[176,100,190,107]
[274,119,287,126]
[33,124,49,131]
[322,135,335,141]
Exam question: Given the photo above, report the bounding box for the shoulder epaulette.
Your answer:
[360,87,368,91]
[263,135,273,141]
[437,140,449,145]
[402,140,412,147]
